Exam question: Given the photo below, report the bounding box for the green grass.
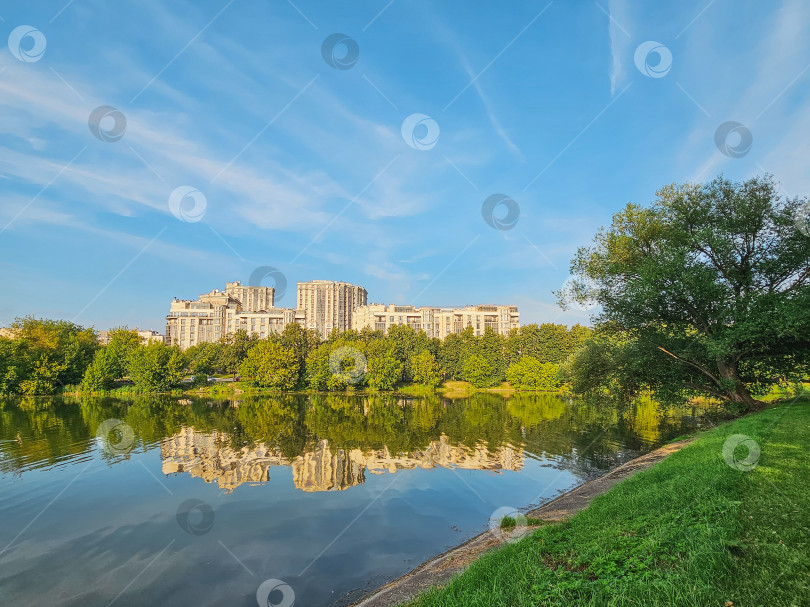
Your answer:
[406,399,810,607]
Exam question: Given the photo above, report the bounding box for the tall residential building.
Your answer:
[165,281,301,349]
[352,304,520,337]
[297,280,368,339]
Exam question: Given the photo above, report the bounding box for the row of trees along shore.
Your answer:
[2,175,808,411]
[0,318,589,395]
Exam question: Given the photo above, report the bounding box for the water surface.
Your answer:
[0,393,712,606]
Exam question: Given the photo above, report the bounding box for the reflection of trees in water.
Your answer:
[0,392,708,477]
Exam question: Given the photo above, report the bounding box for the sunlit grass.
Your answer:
[406,401,810,607]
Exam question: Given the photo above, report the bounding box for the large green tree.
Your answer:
[506,357,561,391]
[240,341,300,390]
[126,342,184,393]
[411,349,441,387]
[563,175,810,410]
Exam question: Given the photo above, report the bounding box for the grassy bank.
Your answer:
[406,399,810,607]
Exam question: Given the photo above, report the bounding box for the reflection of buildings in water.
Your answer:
[161,428,286,492]
[161,427,524,493]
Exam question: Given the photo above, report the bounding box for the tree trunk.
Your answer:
[717,359,766,412]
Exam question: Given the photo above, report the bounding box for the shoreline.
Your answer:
[348,437,694,607]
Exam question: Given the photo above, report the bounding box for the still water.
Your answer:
[0,393,713,606]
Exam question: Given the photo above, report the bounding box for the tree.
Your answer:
[186,341,222,380]
[463,354,497,388]
[240,341,300,390]
[477,327,507,382]
[506,356,561,391]
[104,328,140,379]
[279,323,321,379]
[304,340,366,390]
[365,340,403,390]
[562,175,810,410]
[219,330,259,378]
[5,317,98,394]
[0,338,27,394]
[82,348,117,391]
[411,350,441,387]
[439,326,476,379]
[126,342,183,392]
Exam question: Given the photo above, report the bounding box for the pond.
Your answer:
[0,393,714,606]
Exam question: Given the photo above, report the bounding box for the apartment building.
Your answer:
[352,303,520,337]
[165,281,300,349]
[297,280,368,339]
[164,279,518,349]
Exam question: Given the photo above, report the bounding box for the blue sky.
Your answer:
[1,0,809,332]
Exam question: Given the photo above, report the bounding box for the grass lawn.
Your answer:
[406,399,810,607]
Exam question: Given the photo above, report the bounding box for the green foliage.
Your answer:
[104,328,140,379]
[0,317,98,394]
[562,175,810,410]
[304,340,367,391]
[4,315,595,396]
[365,344,403,391]
[407,402,810,607]
[411,350,441,387]
[218,329,259,377]
[126,342,183,393]
[463,354,497,388]
[506,357,561,391]
[240,341,300,390]
[82,348,116,391]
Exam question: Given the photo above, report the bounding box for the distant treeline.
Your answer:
[0,317,592,394]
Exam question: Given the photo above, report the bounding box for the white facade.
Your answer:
[165,282,302,349]
[352,304,519,337]
[296,280,368,339]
